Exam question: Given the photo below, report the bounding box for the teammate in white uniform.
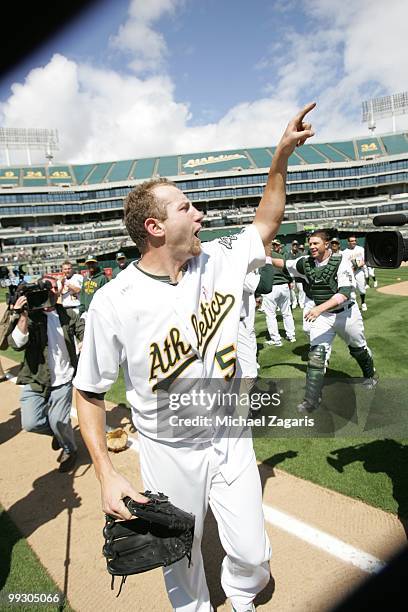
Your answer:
[364,265,378,289]
[262,240,296,346]
[57,261,83,314]
[74,103,316,612]
[288,240,306,309]
[237,259,274,390]
[273,230,376,413]
[342,236,367,311]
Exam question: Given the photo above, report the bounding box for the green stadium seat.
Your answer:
[328,141,356,160]
[134,158,156,179]
[86,162,113,184]
[157,155,179,177]
[247,148,274,168]
[106,159,134,182]
[294,146,327,164]
[72,164,97,185]
[288,152,304,166]
[381,134,408,155]
[313,143,347,162]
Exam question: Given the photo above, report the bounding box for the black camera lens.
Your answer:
[365,231,408,268]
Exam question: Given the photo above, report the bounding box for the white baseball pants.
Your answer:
[263,284,296,342]
[354,269,366,295]
[309,303,368,364]
[139,434,271,612]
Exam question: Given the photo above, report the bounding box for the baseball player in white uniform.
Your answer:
[237,259,274,391]
[74,103,316,612]
[342,236,367,311]
[262,240,296,346]
[288,240,306,309]
[58,261,83,313]
[273,230,377,413]
[364,265,378,289]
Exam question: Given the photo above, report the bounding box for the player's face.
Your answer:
[62,264,73,278]
[117,257,126,269]
[348,237,357,249]
[154,185,204,260]
[331,242,340,252]
[308,236,328,260]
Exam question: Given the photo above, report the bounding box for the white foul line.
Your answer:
[262,505,385,574]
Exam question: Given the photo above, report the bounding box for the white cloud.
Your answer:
[299,0,408,137]
[110,0,183,73]
[0,0,407,166]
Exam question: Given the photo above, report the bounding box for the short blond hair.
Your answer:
[124,178,175,252]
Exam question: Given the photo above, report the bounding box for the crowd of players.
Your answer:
[258,234,378,346]
[240,232,378,414]
[1,232,379,469]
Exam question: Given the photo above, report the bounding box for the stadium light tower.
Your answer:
[0,127,59,166]
[362,92,408,134]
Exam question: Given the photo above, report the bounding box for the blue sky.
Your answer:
[0,0,407,164]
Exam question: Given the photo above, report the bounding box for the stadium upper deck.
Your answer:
[0,132,407,187]
[0,132,407,272]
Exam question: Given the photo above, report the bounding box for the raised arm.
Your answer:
[253,103,315,245]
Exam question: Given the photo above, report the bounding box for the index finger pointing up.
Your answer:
[296,102,316,122]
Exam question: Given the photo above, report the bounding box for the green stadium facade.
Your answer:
[0,132,407,274]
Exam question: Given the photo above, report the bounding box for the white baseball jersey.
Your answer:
[74,225,265,483]
[237,271,260,378]
[342,245,365,273]
[58,273,83,308]
[342,247,366,294]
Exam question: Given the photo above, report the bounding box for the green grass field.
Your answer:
[0,505,73,610]
[1,267,407,599]
[253,267,408,516]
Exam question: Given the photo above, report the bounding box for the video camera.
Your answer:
[7,279,53,312]
[364,213,408,268]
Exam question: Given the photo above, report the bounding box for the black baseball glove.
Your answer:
[103,491,195,596]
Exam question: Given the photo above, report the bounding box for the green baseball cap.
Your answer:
[116,251,126,259]
[85,255,98,264]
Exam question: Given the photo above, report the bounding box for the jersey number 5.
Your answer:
[215,345,236,381]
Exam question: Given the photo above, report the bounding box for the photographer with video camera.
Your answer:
[7,275,85,472]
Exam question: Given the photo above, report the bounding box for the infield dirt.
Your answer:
[0,354,406,611]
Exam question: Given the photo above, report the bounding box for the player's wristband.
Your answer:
[265,256,272,265]
[333,293,347,305]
